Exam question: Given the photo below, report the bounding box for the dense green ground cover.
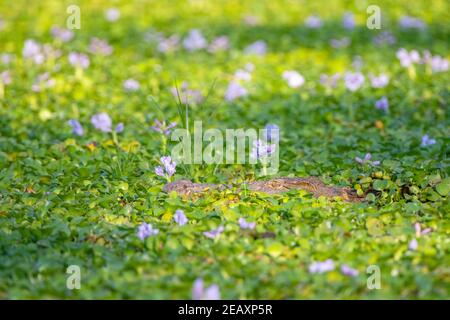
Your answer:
[0,0,448,299]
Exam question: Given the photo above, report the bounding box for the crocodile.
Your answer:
[163,177,364,202]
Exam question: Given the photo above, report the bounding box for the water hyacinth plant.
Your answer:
[0,0,448,301]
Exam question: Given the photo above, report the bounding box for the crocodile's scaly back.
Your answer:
[163,177,364,202]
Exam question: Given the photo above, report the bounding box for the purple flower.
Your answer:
[373,31,396,46]
[282,71,305,88]
[183,29,207,51]
[89,38,113,56]
[23,39,41,59]
[91,113,112,132]
[224,81,248,101]
[305,15,322,28]
[22,39,46,64]
[330,37,351,49]
[233,69,252,82]
[0,70,11,85]
[137,222,159,240]
[157,34,180,53]
[369,73,389,88]
[342,12,355,30]
[244,40,267,55]
[375,96,389,112]
[68,119,84,136]
[238,218,256,230]
[105,8,120,22]
[429,55,449,73]
[396,48,420,68]
[355,153,380,166]
[415,223,432,237]
[320,73,341,88]
[155,156,176,178]
[399,16,426,30]
[421,134,436,147]
[151,120,177,136]
[1,53,13,65]
[31,73,55,92]
[341,264,359,277]
[208,36,230,53]
[192,278,221,300]
[115,123,124,133]
[68,52,90,69]
[408,238,418,251]
[250,139,276,161]
[264,123,280,143]
[309,259,335,274]
[344,72,364,91]
[123,79,140,91]
[171,82,204,105]
[51,26,74,42]
[243,15,260,26]
[203,226,224,239]
[174,209,188,226]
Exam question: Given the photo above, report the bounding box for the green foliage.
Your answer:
[0,0,448,299]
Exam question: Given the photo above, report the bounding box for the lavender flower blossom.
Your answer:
[399,16,426,30]
[396,48,420,68]
[192,278,221,300]
[244,40,267,56]
[171,82,204,105]
[31,73,55,92]
[344,72,364,91]
[0,70,11,85]
[320,73,341,88]
[91,113,112,132]
[22,39,45,64]
[233,69,252,82]
[68,52,90,69]
[342,12,355,30]
[174,209,188,226]
[250,139,276,161]
[243,15,260,26]
[105,8,120,22]
[429,55,449,73]
[51,26,74,42]
[375,96,389,112]
[282,71,305,88]
[157,35,180,53]
[264,123,280,143]
[68,119,84,136]
[115,123,124,133]
[224,81,248,101]
[88,38,113,56]
[151,120,177,136]
[420,134,436,147]
[309,259,335,274]
[238,218,256,230]
[414,223,432,237]
[183,29,207,51]
[137,222,159,240]
[341,264,359,277]
[369,73,389,88]
[355,153,380,166]
[330,37,351,49]
[305,15,323,28]
[155,156,176,178]
[373,31,396,46]
[203,226,224,239]
[408,238,418,251]
[123,79,140,91]
[1,53,13,65]
[208,36,230,53]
